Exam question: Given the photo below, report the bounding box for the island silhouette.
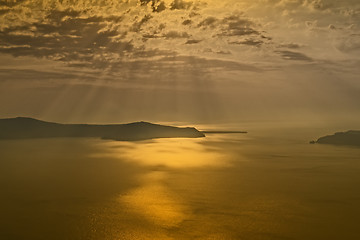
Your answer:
[311,130,360,146]
[0,117,205,141]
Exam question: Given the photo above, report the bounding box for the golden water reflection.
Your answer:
[99,137,235,230]
[98,137,233,169]
[120,171,190,228]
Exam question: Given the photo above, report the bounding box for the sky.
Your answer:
[0,0,359,124]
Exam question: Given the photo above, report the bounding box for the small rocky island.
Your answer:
[0,117,205,141]
[310,130,360,146]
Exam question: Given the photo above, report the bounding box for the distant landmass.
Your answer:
[0,117,205,141]
[310,130,360,146]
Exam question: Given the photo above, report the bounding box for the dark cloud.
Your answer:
[139,0,166,12]
[219,15,259,37]
[182,19,192,25]
[158,56,261,72]
[196,14,261,40]
[128,48,176,59]
[216,50,231,55]
[153,1,166,12]
[0,68,92,82]
[0,0,27,7]
[229,39,263,46]
[276,51,313,61]
[0,9,10,16]
[278,43,302,49]
[0,21,132,61]
[197,17,218,28]
[170,0,193,10]
[47,8,82,20]
[142,33,159,39]
[138,0,196,12]
[185,39,202,44]
[163,31,191,39]
[131,14,152,32]
[0,6,135,68]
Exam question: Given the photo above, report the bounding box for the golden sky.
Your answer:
[0,0,359,123]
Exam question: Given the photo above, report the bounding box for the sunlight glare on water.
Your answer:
[96,137,234,168]
[120,171,190,228]
[94,136,237,232]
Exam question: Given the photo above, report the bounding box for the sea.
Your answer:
[1,122,360,240]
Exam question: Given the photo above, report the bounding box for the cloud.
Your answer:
[185,39,202,44]
[194,13,263,47]
[0,68,92,83]
[163,31,191,39]
[275,0,327,11]
[157,56,261,72]
[335,34,360,53]
[131,14,152,32]
[220,15,258,36]
[0,0,27,8]
[0,1,267,71]
[302,0,327,11]
[229,39,263,47]
[182,19,192,25]
[0,18,133,61]
[170,0,193,10]
[276,50,313,61]
[278,43,303,49]
[1,0,358,83]
[0,9,9,16]
[197,17,218,28]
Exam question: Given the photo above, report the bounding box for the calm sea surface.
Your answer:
[1,124,360,240]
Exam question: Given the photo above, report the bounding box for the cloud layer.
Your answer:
[1,1,359,75]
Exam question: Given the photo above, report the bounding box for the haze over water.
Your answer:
[1,122,360,240]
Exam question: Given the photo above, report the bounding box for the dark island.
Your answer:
[311,130,360,147]
[0,117,205,141]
